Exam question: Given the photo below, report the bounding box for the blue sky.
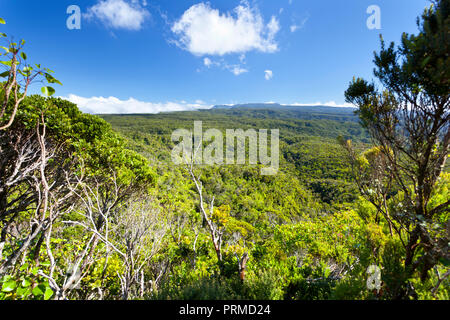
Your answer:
[0,0,431,113]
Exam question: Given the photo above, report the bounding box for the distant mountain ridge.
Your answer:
[202,102,361,123]
[212,103,356,114]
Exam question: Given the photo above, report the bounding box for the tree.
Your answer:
[343,0,449,297]
[0,101,80,274]
[188,162,224,264]
[186,145,252,279]
[0,94,156,299]
[114,198,168,300]
[0,18,61,131]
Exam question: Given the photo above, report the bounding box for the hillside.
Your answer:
[100,107,367,205]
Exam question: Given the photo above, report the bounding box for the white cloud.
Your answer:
[85,0,149,30]
[264,70,273,80]
[290,25,299,32]
[267,16,280,39]
[63,94,212,114]
[171,2,280,56]
[290,15,309,33]
[202,57,248,76]
[203,57,213,68]
[288,101,355,108]
[229,65,248,76]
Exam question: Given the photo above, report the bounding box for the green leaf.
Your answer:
[21,278,32,287]
[1,280,17,293]
[0,18,5,24]
[32,284,45,297]
[1,275,12,282]
[16,286,31,298]
[21,52,27,60]
[44,287,53,300]
[44,73,62,85]
[19,263,29,271]
[421,56,431,68]
[41,86,55,96]
[0,71,9,78]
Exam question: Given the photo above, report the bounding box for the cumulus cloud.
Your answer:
[264,70,273,80]
[63,94,212,114]
[171,2,280,56]
[85,0,149,30]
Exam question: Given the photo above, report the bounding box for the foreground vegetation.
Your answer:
[0,1,448,300]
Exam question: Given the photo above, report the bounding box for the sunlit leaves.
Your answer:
[31,285,53,300]
[1,280,17,293]
[44,72,62,85]
[0,60,11,67]
[41,86,56,96]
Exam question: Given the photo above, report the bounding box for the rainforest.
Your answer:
[0,0,449,302]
